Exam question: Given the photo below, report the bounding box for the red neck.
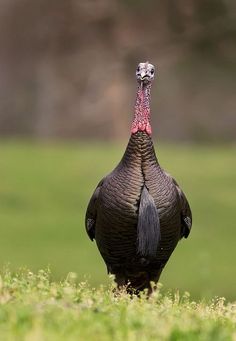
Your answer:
[131,82,152,135]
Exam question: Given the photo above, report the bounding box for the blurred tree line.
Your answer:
[0,0,235,141]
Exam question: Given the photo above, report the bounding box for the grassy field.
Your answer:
[0,269,235,340]
[0,140,235,301]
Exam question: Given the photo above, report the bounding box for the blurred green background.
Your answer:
[0,0,236,300]
[1,140,235,300]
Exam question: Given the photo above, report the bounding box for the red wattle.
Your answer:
[131,83,152,135]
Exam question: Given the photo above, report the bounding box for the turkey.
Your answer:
[85,61,192,294]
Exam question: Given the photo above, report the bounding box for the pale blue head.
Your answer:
[136,62,155,84]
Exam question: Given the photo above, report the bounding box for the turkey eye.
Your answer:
[151,69,154,75]
[137,66,140,72]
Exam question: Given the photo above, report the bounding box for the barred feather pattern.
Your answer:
[91,131,183,292]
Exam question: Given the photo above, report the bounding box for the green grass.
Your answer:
[0,140,236,300]
[0,269,235,341]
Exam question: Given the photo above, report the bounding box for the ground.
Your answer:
[0,269,235,341]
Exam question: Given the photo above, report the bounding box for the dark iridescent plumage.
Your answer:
[85,62,192,294]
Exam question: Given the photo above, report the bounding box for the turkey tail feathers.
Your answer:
[137,186,160,258]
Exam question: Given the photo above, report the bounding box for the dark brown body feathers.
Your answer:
[85,131,192,293]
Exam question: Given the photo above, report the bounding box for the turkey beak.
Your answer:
[140,71,146,80]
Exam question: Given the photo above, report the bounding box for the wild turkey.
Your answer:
[85,62,192,294]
